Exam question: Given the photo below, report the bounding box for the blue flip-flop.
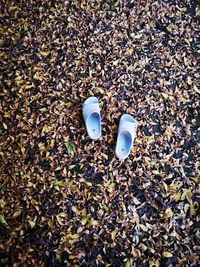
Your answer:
[115,114,137,160]
[83,97,101,140]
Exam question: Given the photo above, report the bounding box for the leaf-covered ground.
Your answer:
[0,0,200,266]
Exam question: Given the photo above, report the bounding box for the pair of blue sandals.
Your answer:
[83,97,137,160]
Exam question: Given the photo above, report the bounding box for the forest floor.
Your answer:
[0,0,199,266]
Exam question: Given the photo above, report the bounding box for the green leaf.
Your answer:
[64,141,75,154]
[114,0,120,7]
[151,159,157,165]
[179,165,185,174]
[52,180,64,186]
[68,164,76,170]
[54,185,60,191]
[0,214,8,227]
[91,80,96,87]
[80,163,84,169]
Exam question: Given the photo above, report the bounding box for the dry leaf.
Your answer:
[163,251,173,258]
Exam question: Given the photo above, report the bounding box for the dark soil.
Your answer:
[0,0,199,266]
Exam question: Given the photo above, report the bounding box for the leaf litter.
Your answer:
[0,0,199,266]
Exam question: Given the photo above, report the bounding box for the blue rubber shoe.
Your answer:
[115,114,137,160]
[83,97,101,140]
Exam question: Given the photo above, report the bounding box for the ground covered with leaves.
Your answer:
[0,0,200,266]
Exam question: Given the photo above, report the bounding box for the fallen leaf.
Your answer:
[0,214,8,227]
[38,49,50,57]
[163,251,173,258]
[139,224,148,232]
[28,220,36,228]
[71,206,81,215]
[13,210,21,218]
[164,208,173,219]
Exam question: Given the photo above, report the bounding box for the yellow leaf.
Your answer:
[128,47,134,55]
[40,107,47,112]
[134,34,141,39]
[3,112,10,118]
[132,248,139,257]
[193,85,200,94]
[67,22,73,29]
[71,206,81,215]
[69,255,76,259]
[166,25,173,32]
[159,79,164,88]
[133,61,138,69]
[173,192,181,201]
[196,8,200,16]
[21,147,26,156]
[69,234,79,239]
[111,230,117,241]
[42,125,50,134]
[144,157,151,165]
[68,165,76,170]
[3,123,7,129]
[38,49,49,57]
[144,4,149,12]
[13,210,21,218]
[135,215,140,225]
[124,260,131,267]
[81,217,89,226]
[149,260,155,267]
[96,87,104,94]
[47,219,53,228]
[163,251,173,258]
[9,6,17,11]
[16,80,24,86]
[187,76,192,85]
[33,66,42,71]
[180,7,187,12]
[184,203,190,214]
[28,220,36,228]
[113,60,119,66]
[139,224,148,232]
[65,102,72,107]
[161,92,169,99]
[63,167,67,175]
[190,203,196,216]
[56,215,63,225]
[24,84,34,89]
[181,189,192,203]
[88,218,99,226]
[15,76,23,81]
[65,248,72,254]
[185,191,192,204]
[33,73,43,81]
[164,208,173,219]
